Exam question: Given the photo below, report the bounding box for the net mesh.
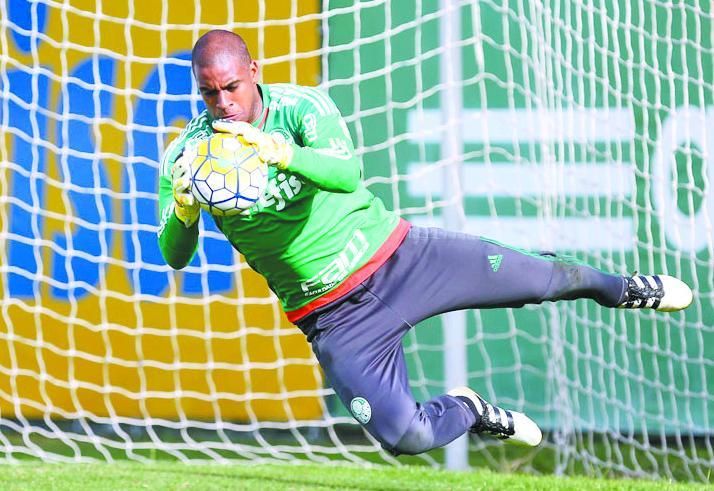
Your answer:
[0,0,712,481]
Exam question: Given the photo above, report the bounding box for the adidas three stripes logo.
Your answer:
[488,254,503,272]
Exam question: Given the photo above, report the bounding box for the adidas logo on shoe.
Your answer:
[618,274,693,312]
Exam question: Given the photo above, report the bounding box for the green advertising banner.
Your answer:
[327,0,713,433]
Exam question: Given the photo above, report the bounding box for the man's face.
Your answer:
[194,55,261,122]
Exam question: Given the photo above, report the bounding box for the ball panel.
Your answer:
[237,197,258,210]
[241,184,260,201]
[194,139,211,159]
[208,133,228,158]
[237,168,251,191]
[211,188,234,204]
[193,181,213,203]
[250,168,268,189]
[239,154,263,173]
[224,168,238,191]
[191,155,211,180]
[206,171,225,192]
[188,133,267,215]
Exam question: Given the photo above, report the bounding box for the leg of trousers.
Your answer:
[371,226,626,327]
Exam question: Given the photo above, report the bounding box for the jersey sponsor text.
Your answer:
[300,230,369,295]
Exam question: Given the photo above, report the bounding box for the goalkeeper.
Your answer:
[158,30,693,455]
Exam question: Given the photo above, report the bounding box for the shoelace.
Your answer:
[626,276,664,302]
[470,403,515,438]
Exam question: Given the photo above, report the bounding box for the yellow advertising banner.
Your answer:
[0,0,323,421]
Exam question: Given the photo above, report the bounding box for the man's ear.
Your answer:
[250,59,260,83]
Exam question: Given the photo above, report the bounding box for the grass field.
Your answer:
[0,462,711,490]
[2,427,712,488]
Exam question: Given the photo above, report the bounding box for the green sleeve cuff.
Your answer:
[158,209,199,269]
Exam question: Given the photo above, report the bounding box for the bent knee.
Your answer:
[387,414,434,456]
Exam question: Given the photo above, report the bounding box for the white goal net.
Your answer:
[0,0,712,482]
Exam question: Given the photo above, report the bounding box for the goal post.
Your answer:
[1,0,712,481]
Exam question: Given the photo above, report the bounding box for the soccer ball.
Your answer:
[189,133,268,216]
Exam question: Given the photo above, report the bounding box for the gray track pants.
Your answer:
[296,226,626,455]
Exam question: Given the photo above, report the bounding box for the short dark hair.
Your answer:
[191,30,252,72]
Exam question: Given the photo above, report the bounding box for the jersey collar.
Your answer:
[254,83,270,129]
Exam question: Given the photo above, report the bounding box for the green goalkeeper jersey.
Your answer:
[158,83,407,320]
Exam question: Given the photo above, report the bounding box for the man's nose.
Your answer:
[216,90,232,109]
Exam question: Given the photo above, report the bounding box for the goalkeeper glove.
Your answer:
[171,150,200,228]
[212,119,293,170]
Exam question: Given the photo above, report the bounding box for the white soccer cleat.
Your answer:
[618,274,693,312]
[448,386,542,447]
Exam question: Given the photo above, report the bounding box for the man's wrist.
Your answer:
[174,204,199,228]
[274,144,295,171]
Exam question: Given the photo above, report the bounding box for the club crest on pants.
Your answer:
[350,397,372,424]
